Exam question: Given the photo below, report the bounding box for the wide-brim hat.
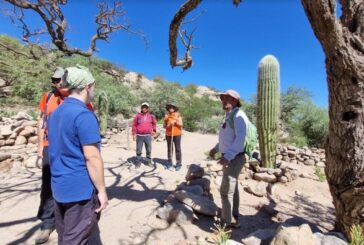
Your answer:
[52,67,64,79]
[218,89,242,107]
[166,103,178,111]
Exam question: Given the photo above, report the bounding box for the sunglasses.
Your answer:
[51,78,61,84]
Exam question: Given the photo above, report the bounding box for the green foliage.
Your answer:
[210,223,231,245]
[314,166,326,182]
[184,83,198,96]
[349,224,364,245]
[97,90,109,135]
[257,55,280,168]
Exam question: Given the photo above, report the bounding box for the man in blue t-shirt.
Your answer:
[48,65,108,244]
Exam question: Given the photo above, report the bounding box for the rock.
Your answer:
[15,135,27,145]
[14,112,33,121]
[249,158,260,167]
[245,181,268,197]
[9,132,17,139]
[19,126,36,137]
[0,128,12,137]
[5,139,15,145]
[287,145,298,151]
[0,78,6,87]
[295,190,302,196]
[278,176,288,184]
[22,120,38,127]
[0,139,5,146]
[270,224,315,245]
[101,138,109,144]
[287,150,297,158]
[112,128,118,134]
[185,163,204,181]
[24,155,41,168]
[313,232,347,245]
[254,173,277,183]
[0,158,13,171]
[28,136,38,144]
[315,162,325,168]
[176,183,204,196]
[276,155,283,161]
[174,190,219,216]
[290,159,298,165]
[241,229,276,245]
[0,134,4,140]
[187,174,211,191]
[304,159,315,166]
[13,126,25,134]
[0,154,11,162]
[157,197,194,224]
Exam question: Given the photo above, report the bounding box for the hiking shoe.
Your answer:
[35,227,53,244]
[146,160,154,167]
[164,163,172,170]
[175,164,182,171]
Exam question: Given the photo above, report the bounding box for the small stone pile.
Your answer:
[276,144,326,168]
[157,164,220,224]
[0,112,38,171]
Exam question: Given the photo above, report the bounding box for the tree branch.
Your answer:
[169,0,202,70]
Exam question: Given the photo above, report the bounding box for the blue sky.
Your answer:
[0,0,328,107]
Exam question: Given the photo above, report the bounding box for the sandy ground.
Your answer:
[0,131,335,245]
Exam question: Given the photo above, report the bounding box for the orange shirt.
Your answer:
[164,112,183,136]
[38,91,93,146]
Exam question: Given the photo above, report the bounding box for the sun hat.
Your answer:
[51,67,64,79]
[62,64,95,89]
[141,102,149,108]
[166,103,178,111]
[219,89,242,107]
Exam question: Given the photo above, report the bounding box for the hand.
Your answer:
[133,135,136,141]
[218,157,230,168]
[95,190,108,213]
[37,145,43,158]
[209,148,217,158]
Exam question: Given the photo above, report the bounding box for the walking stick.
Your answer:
[170,124,174,164]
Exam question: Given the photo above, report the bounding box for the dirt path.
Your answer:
[0,131,335,244]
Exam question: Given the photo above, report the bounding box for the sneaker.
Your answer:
[35,227,54,244]
[146,159,154,167]
[164,163,172,170]
[175,164,182,171]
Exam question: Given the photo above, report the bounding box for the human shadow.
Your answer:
[152,157,170,168]
[5,223,41,245]
[0,216,37,228]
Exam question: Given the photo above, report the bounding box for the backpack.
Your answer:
[228,109,258,159]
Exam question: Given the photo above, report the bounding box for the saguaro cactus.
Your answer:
[257,55,280,168]
[97,90,109,136]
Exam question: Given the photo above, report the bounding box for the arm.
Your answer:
[83,144,108,213]
[152,115,157,132]
[131,114,138,139]
[163,115,168,128]
[176,113,183,127]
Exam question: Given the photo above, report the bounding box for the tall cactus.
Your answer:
[257,55,280,168]
[97,90,109,136]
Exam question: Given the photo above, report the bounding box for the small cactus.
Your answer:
[257,55,280,168]
[97,90,109,136]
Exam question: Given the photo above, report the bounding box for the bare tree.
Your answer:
[169,0,364,240]
[2,0,146,57]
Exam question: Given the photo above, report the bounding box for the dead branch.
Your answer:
[3,0,146,57]
[169,0,202,71]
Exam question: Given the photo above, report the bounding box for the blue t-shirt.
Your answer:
[48,97,101,203]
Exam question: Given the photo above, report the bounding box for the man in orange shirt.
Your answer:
[35,67,69,244]
[164,103,183,171]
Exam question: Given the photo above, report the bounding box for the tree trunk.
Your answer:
[301,0,364,239]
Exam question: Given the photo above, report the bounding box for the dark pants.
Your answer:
[54,192,100,245]
[136,135,152,162]
[37,146,55,229]
[166,135,182,165]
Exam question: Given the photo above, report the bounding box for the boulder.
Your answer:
[241,229,276,245]
[0,153,11,162]
[5,139,15,146]
[185,163,204,180]
[270,224,315,245]
[157,197,194,224]
[9,132,17,139]
[15,135,27,145]
[28,136,38,144]
[304,159,315,166]
[0,158,13,171]
[19,126,36,137]
[254,173,277,183]
[313,232,347,245]
[24,155,41,168]
[15,112,33,121]
[187,174,211,191]
[245,181,268,197]
[176,182,204,196]
[174,190,219,216]
[1,128,12,137]
[0,140,5,146]
[22,120,38,127]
